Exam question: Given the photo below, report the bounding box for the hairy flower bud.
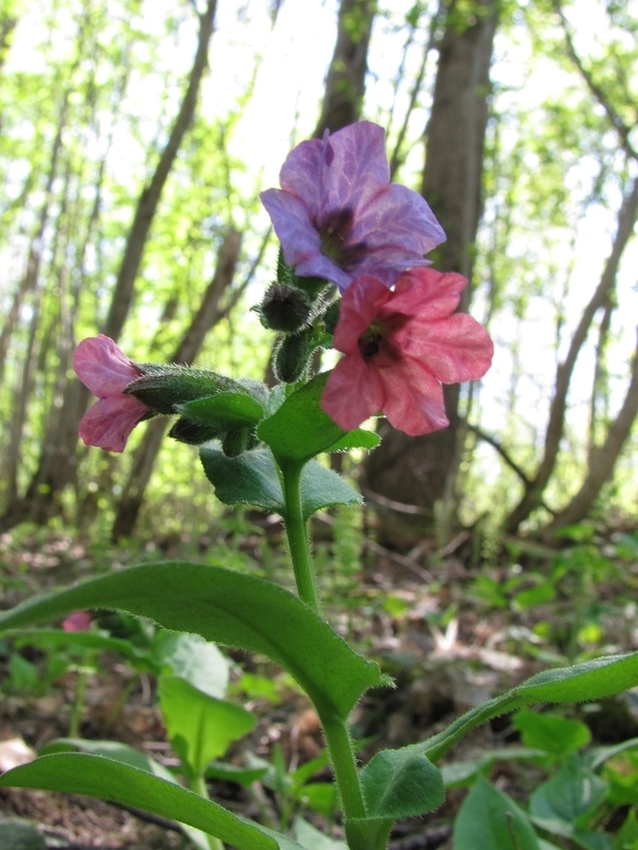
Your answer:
[273,330,316,384]
[256,283,312,332]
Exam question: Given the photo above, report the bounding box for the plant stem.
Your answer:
[192,774,224,850]
[320,712,367,821]
[281,460,368,829]
[281,462,321,615]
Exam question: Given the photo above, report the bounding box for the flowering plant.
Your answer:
[2,121,638,850]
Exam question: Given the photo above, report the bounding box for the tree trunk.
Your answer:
[313,0,376,138]
[111,228,243,541]
[504,173,638,534]
[543,329,638,536]
[361,0,499,547]
[104,0,217,342]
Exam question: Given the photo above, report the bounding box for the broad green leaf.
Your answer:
[0,754,303,850]
[0,562,384,719]
[178,392,265,430]
[453,777,540,850]
[299,783,338,818]
[530,760,608,827]
[258,373,345,463]
[360,748,444,819]
[153,632,230,698]
[422,652,638,763]
[199,445,361,518]
[587,736,638,770]
[158,675,255,778]
[39,738,178,784]
[513,708,591,759]
[440,748,545,789]
[200,445,284,512]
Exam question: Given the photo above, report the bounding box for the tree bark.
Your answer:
[111,228,243,540]
[543,329,638,536]
[361,0,499,546]
[313,0,376,138]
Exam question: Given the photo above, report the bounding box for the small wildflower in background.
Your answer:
[73,335,150,453]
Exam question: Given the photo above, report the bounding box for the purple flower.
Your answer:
[260,121,445,292]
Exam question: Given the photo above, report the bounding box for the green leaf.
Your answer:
[324,428,380,453]
[0,562,384,720]
[5,628,152,666]
[40,738,177,784]
[205,762,269,786]
[0,754,303,850]
[153,632,230,698]
[513,708,591,759]
[422,652,638,763]
[200,445,284,512]
[453,777,540,850]
[293,816,348,850]
[199,445,361,518]
[530,760,608,828]
[158,675,255,778]
[258,373,346,463]
[178,392,266,430]
[299,460,362,518]
[360,748,444,819]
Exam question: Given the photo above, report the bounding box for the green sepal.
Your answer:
[199,444,362,518]
[169,417,224,445]
[0,562,385,720]
[0,754,304,850]
[178,391,266,429]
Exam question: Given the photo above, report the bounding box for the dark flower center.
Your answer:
[358,314,411,362]
[316,207,368,271]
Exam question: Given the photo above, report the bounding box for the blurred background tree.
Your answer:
[0,0,636,547]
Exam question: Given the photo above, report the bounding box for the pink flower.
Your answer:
[62,611,93,632]
[321,268,494,436]
[260,121,445,292]
[73,335,149,452]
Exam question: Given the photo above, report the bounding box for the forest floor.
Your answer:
[1,519,638,849]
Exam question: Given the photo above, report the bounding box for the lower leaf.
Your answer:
[0,753,303,850]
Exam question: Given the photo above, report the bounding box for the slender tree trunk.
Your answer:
[504,173,638,534]
[543,329,638,536]
[361,0,499,546]
[103,0,217,342]
[111,228,243,540]
[313,0,376,138]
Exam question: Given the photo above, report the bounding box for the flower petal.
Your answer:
[401,313,494,384]
[387,268,468,320]
[78,395,148,453]
[319,122,390,220]
[380,360,450,436]
[321,357,385,431]
[73,335,142,396]
[333,275,390,354]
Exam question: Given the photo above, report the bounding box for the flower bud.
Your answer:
[273,329,316,384]
[256,283,312,333]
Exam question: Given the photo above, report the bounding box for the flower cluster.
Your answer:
[261,121,493,436]
[73,121,493,451]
